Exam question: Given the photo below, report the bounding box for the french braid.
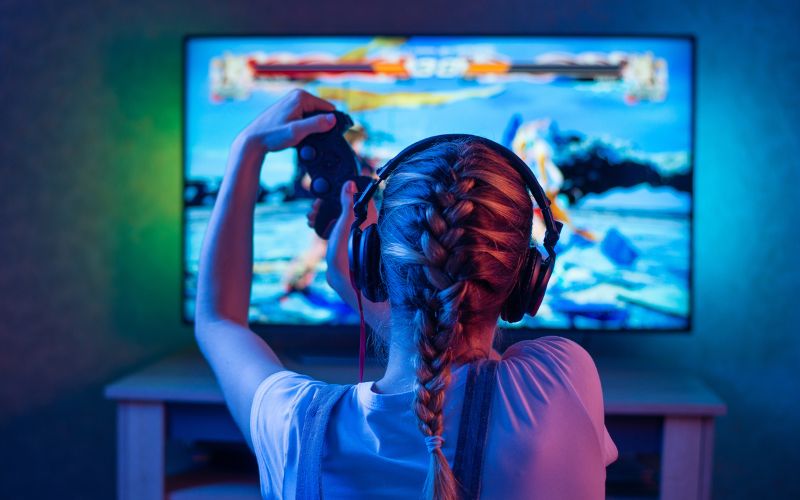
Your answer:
[378,140,533,500]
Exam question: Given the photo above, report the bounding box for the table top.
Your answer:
[105,352,726,417]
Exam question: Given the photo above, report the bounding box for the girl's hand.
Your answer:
[237,89,338,154]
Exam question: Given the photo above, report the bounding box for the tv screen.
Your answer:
[184,35,693,331]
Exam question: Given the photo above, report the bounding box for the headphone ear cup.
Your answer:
[348,225,363,291]
[358,224,387,302]
[500,248,541,323]
[526,255,553,317]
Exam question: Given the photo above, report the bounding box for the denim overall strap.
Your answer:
[295,383,352,500]
[453,360,499,500]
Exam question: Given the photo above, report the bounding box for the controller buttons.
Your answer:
[299,145,317,162]
[311,177,331,196]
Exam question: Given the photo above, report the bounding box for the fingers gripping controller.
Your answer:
[295,110,371,239]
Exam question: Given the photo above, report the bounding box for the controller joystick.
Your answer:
[299,145,317,162]
[295,110,372,239]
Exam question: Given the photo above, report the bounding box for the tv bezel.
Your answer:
[181,33,696,352]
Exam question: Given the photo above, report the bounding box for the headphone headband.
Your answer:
[353,134,563,258]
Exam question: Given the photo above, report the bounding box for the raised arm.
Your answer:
[194,90,338,448]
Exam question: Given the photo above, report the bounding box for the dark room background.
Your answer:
[1,0,798,498]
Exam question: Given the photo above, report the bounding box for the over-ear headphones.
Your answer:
[348,134,563,323]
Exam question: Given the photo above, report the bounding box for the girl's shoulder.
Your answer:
[502,335,595,369]
[498,335,604,417]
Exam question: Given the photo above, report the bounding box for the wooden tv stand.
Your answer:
[105,353,725,500]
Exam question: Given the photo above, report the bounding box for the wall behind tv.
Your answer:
[0,0,797,498]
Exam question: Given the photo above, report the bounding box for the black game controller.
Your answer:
[296,110,371,239]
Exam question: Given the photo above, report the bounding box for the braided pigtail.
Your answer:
[413,174,476,500]
[378,140,533,500]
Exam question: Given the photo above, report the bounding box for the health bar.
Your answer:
[250,60,409,78]
[250,60,623,79]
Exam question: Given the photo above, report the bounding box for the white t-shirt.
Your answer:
[250,336,618,499]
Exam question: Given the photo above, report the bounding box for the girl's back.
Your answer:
[251,336,618,499]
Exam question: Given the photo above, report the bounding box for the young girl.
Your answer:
[195,89,618,499]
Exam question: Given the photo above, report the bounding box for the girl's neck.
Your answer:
[371,324,499,394]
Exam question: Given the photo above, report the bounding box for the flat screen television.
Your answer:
[183,35,694,337]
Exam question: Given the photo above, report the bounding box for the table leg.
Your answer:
[660,416,714,500]
[699,417,716,500]
[117,401,165,500]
